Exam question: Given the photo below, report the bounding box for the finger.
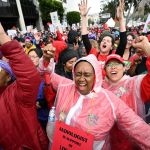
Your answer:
[86,7,91,15]
[132,42,142,49]
[83,0,85,5]
[47,51,53,55]
[0,23,5,33]
[135,36,144,43]
[78,3,81,9]
[121,0,124,4]
[52,47,56,52]
[121,0,125,10]
[86,0,88,7]
[119,0,121,6]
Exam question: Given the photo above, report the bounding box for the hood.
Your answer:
[73,54,102,93]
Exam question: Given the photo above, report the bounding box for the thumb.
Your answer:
[86,7,91,15]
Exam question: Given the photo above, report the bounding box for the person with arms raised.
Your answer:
[0,23,48,150]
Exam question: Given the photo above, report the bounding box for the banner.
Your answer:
[51,121,94,150]
[7,30,17,39]
[106,18,115,28]
[143,14,150,33]
[26,25,33,33]
[50,11,59,26]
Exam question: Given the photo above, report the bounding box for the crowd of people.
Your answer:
[0,0,150,149]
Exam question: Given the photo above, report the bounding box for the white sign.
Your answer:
[100,13,111,19]
[50,11,59,26]
[48,24,56,33]
[106,18,115,28]
[7,30,17,39]
[143,14,150,33]
[26,25,33,33]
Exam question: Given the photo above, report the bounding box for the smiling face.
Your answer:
[64,57,77,72]
[25,39,32,48]
[28,50,39,67]
[126,35,134,49]
[105,59,125,83]
[74,61,95,95]
[100,36,113,55]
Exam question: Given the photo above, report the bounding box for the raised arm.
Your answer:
[115,0,127,56]
[38,44,71,91]
[79,0,92,54]
[0,23,40,106]
[132,36,150,102]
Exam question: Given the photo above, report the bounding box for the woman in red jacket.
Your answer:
[0,23,48,150]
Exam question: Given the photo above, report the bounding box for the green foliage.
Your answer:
[124,0,142,10]
[144,3,150,16]
[38,0,64,24]
[101,0,143,18]
[66,11,81,26]
[88,18,94,26]
[101,1,117,19]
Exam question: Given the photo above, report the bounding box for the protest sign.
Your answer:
[51,121,94,150]
[50,11,59,26]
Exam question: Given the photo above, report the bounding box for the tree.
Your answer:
[144,3,150,16]
[124,0,143,24]
[88,18,94,26]
[66,11,81,26]
[38,0,64,24]
[101,0,144,24]
[101,1,117,19]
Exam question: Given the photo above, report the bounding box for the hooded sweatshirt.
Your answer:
[39,54,150,150]
[0,40,48,150]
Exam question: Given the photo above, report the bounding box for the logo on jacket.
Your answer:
[87,114,98,126]
[115,86,127,97]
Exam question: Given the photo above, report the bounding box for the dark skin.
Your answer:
[74,61,95,95]
[0,68,11,87]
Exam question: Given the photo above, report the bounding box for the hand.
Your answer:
[0,23,5,34]
[0,23,11,45]
[79,0,91,17]
[115,0,124,21]
[132,36,150,56]
[36,101,41,109]
[42,43,56,62]
[73,43,79,51]
[34,32,41,42]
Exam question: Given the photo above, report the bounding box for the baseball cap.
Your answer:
[105,54,124,65]
[25,36,32,42]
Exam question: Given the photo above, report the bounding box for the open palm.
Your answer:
[116,0,124,20]
[79,0,90,17]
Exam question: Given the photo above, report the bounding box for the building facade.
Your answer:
[0,0,43,30]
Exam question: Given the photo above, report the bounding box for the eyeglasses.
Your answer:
[29,55,39,59]
[106,62,123,68]
[127,39,133,42]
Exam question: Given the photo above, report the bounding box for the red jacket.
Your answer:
[0,40,48,150]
